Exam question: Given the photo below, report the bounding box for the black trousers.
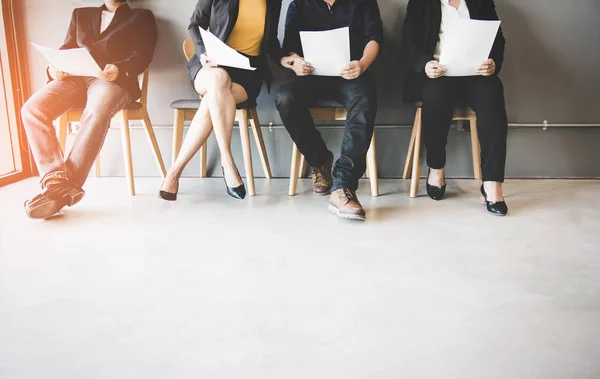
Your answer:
[275,72,378,192]
[421,75,508,182]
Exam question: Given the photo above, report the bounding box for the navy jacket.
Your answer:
[402,0,506,102]
[59,4,157,100]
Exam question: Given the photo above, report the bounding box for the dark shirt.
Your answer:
[283,0,383,61]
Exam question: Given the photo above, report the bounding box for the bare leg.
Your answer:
[427,168,446,187]
[483,181,504,202]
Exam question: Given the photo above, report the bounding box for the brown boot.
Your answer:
[328,188,366,221]
[311,150,334,195]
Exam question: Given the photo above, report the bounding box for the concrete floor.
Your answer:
[0,178,599,379]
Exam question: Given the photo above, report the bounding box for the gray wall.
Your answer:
[21,0,600,179]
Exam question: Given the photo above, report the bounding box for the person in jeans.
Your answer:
[402,0,509,216]
[276,0,383,221]
[21,0,157,219]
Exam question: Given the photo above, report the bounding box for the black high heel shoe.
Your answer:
[159,179,179,201]
[480,184,508,216]
[426,169,446,201]
[223,167,246,200]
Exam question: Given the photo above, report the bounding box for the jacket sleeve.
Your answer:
[483,0,505,74]
[266,0,285,64]
[188,0,213,65]
[402,0,432,73]
[112,11,158,78]
[282,1,302,57]
[59,9,79,50]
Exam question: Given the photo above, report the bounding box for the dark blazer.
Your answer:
[187,0,285,85]
[58,4,157,100]
[402,0,506,102]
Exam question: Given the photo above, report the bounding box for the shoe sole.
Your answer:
[26,199,66,220]
[328,204,366,221]
[313,190,331,196]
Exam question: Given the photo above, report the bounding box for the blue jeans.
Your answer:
[21,77,130,188]
[276,72,378,192]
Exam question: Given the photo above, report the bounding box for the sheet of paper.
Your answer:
[32,43,103,77]
[199,28,256,71]
[300,27,350,77]
[438,20,501,77]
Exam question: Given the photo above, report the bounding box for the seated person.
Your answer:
[159,0,284,201]
[276,0,383,221]
[21,0,157,219]
[402,0,509,216]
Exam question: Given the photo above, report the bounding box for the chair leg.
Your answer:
[403,108,420,179]
[119,110,135,196]
[200,142,207,178]
[410,109,423,198]
[57,114,68,154]
[141,109,167,178]
[172,109,185,164]
[470,118,482,180]
[237,109,255,196]
[367,132,379,197]
[289,143,301,196]
[94,155,101,177]
[249,108,272,179]
[298,155,307,178]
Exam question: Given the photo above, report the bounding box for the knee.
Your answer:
[275,86,297,110]
[21,98,48,130]
[205,68,231,91]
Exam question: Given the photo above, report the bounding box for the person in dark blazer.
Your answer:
[402,0,509,216]
[21,0,157,219]
[159,0,284,201]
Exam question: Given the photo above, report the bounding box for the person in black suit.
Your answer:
[403,0,509,216]
[21,0,157,219]
[158,0,284,201]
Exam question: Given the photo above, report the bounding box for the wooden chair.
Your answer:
[56,68,167,196]
[403,102,482,198]
[289,100,379,197]
[170,38,271,197]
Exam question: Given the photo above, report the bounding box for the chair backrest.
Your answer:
[183,38,194,62]
[138,67,150,106]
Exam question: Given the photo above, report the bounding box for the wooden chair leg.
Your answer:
[237,109,255,196]
[470,117,482,180]
[410,109,423,198]
[141,109,166,178]
[289,143,301,196]
[249,108,272,179]
[403,108,420,179]
[299,155,307,178]
[119,110,135,196]
[367,132,379,197]
[57,114,68,154]
[200,142,207,178]
[94,155,101,177]
[172,109,185,164]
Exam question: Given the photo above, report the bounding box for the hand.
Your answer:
[281,54,313,76]
[425,60,446,79]
[200,53,218,68]
[477,59,496,76]
[340,60,364,80]
[50,65,69,80]
[100,64,119,82]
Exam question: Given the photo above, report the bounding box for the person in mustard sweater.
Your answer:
[159,0,284,201]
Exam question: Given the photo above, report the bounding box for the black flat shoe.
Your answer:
[24,182,85,219]
[223,167,246,200]
[480,184,508,216]
[159,180,179,201]
[426,169,446,201]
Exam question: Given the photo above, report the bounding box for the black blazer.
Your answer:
[187,0,285,85]
[58,4,157,100]
[402,0,506,102]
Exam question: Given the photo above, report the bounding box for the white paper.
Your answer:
[32,43,103,77]
[438,19,501,77]
[199,28,256,71]
[300,27,350,76]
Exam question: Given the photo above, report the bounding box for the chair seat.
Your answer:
[312,99,344,108]
[170,99,256,110]
[413,101,470,108]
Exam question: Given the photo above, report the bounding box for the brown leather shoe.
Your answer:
[24,182,85,220]
[328,188,366,221]
[311,150,334,195]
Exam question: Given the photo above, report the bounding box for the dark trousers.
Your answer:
[421,75,508,182]
[275,72,378,192]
